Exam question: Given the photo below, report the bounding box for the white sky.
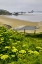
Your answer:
[0,0,42,12]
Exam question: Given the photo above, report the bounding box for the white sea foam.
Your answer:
[4,13,42,22]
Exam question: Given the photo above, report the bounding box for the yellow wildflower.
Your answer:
[12,46,16,49]
[19,50,26,54]
[33,51,39,55]
[1,55,9,60]
[1,37,4,41]
[12,48,18,52]
[28,50,34,54]
[11,55,15,57]
[36,46,42,50]
[5,46,11,49]
[22,44,27,47]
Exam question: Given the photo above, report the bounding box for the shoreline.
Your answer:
[0,15,42,33]
[0,15,38,27]
[3,14,42,22]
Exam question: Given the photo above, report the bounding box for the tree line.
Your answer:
[0,9,12,15]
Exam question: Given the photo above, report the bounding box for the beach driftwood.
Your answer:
[4,24,12,29]
[14,26,39,35]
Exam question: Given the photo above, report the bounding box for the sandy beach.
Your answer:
[0,15,42,33]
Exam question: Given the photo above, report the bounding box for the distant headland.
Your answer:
[0,9,12,15]
[0,9,42,16]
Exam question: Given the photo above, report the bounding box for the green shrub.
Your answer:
[0,26,42,64]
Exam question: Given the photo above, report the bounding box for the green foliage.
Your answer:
[0,9,12,15]
[0,26,42,64]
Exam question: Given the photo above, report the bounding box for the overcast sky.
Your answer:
[0,0,42,12]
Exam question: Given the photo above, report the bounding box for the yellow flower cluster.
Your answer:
[22,44,27,47]
[5,46,11,49]
[19,50,26,54]
[12,46,16,49]
[36,46,42,50]
[11,55,15,57]
[33,51,39,55]
[28,50,39,55]
[12,46,18,52]
[1,55,9,60]
[1,37,4,41]
[28,50,34,54]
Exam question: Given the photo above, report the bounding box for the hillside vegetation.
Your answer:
[0,26,42,64]
[0,9,12,15]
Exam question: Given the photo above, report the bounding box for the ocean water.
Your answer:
[5,13,42,22]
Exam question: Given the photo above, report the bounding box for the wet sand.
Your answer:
[0,15,42,33]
